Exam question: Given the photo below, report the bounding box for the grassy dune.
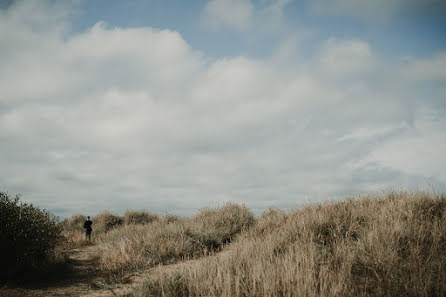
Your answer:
[93,203,255,276]
[130,191,446,297]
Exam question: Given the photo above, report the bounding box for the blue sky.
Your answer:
[66,0,446,59]
[0,0,445,218]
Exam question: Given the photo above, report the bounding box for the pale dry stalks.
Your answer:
[94,203,255,276]
[133,191,446,297]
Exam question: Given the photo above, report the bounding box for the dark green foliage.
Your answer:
[0,192,62,283]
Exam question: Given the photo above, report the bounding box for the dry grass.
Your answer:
[123,210,160,225]
[93,211,124,233]
[162,213,183,224]
[132,191,446,297]
[59,214,91,248]
[93,203,255,278]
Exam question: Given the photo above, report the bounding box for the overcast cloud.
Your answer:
[0,0,445,218]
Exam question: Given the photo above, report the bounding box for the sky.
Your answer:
[1,0,445,218]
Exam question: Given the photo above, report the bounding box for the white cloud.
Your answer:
[203,0,254,31]
[1,0,445,217]
[354,112,446,181]
[406,52,446,82]
[201,0,291,32]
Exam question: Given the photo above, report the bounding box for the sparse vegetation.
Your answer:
[0,192,63,283]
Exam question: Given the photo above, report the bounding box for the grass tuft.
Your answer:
[123,210,160,225]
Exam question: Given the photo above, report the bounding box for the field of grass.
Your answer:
[2,190,445,297]
[94,203,255,278]
[131,191,445,297]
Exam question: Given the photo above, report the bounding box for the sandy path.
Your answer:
[82,249,229,297]
[1,245,227,297]
[0,245,219,297]
[0,245,106,297]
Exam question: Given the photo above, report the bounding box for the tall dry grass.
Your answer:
[59,214,90,248]
[94,203,255,276]
[123,210,160,225]
[93,211,123,233]
[133,191,446,297]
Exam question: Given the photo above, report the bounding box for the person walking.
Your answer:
[84,216,93,240]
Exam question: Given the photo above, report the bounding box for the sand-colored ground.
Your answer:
[0,244,208,297]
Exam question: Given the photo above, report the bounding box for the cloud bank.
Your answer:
[1,1,445,217]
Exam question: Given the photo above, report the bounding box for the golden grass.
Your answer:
[132,191,446,297]
[94,203,255,276]
[123,210,160,225]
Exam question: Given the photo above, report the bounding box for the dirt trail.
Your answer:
[0,245,219,297]
[0,245,107,297]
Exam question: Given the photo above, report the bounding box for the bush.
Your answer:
[60,214,86,231]
[123,210,160,225]
[192,203,256,249]
[162,214,182,224]
[0,192,62,283]
[93,212,123,233]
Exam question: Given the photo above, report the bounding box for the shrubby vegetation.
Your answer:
[93,211,123,233]
[162,213,182,224]
[0,192,63,283]
[59,214,85,231]
[94,203,255,276]
[123,210,160,225]
[133,191,446,297]
[59,214,89,248]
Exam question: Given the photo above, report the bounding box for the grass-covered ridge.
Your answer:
[132,191,446,297]
[94,203,255,275]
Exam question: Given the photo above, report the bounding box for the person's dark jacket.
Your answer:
[84,220,92,232]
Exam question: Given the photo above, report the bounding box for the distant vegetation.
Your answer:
[123,210,160,225]
[0,192,63,283]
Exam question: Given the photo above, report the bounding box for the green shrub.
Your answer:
[0,192,62,283]
[123,210,160,225]
[94,212,123,233]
